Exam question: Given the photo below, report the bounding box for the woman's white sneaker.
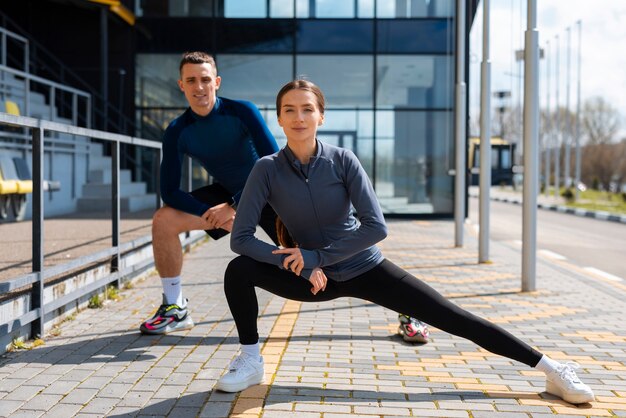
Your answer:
[216,354,264,392]
[545,362,594,404]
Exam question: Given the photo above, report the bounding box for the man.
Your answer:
[140,51,280,334]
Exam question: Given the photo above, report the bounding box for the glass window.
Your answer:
[296,20,373,53]
[491,149,499,169]
[376,55,453,109]
[375,110,454,214]
[377,20,452,54]
[136,54,188,108]
[216,20,294,53]
[357,0,375,18]
[376,0,454,18]
[501,148,512,169]
[270,0,294,17]
[225,0,266,17]
[216,55,293,106]
[316,0,354,17]
[296,55,373,107]
[295,0,309,18]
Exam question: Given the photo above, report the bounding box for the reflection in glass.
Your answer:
[316,0,354,17]
[136,54,187,108]
[270,0,294,17]
[225,0,266,17]
[216,55,293,106]
[375,110,453,214]
[377,55,453,109]
[377,0,454,18]
[296,55,373,107]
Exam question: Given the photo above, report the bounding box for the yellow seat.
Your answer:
[0,156,32,194]
[0,171,19,194]
[5,100,21,116]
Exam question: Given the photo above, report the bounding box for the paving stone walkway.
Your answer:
[1,220,625,417]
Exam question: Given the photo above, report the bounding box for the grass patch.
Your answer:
[563,189,626,215]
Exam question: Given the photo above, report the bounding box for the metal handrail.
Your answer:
[0,112,170,340]
[0,26,28,72]
[0,64,91,127]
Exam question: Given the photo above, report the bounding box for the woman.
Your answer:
[215,80,594,405]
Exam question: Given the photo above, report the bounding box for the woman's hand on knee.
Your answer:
[272,247,304,276]
[309,268,327,295]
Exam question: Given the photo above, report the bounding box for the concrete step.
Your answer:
[88,168,132,183]
[76,193,157,212]
[82,182,147,198]
[89,156,111,170]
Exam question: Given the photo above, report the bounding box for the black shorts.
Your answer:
[190,184,279,244]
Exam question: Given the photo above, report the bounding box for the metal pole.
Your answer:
[522,0,539,291]
[544,41,551,198]
[112,141,120,279]
[564,26,571,187]
[479,0,491,263]
[575,20,582,200]
[554,35,560,197]
[31,127,44,338]
[454,0,467,247]
[100,7,108,130]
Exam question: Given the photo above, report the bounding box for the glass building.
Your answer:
[134,0,464,216]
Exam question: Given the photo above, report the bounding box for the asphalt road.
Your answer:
[469,197,626,281]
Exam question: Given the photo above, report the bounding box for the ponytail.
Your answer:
[275,217,296,248]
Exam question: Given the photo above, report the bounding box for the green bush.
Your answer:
[88,294,103,309]
[592,177,600,190]
[561,188,575,202]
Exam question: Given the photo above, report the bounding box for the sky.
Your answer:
[468,0,626,139]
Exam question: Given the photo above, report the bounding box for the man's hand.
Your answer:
[272,247,304,276]
[201,202,235,230]
[309,267,327,295]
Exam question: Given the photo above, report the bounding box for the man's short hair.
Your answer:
[179,52,217,76]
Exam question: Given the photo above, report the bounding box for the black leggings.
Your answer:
[224,257,543,368]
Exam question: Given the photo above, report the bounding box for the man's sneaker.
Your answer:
[139,294,194,334]
[397,314,430,343]
[545,362,594,404]
[216,354,265,392]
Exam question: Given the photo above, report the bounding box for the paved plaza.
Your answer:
[1,219,625,417]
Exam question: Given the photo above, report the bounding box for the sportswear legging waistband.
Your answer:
[224,256,543,368]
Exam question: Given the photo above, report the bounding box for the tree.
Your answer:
[582,96,620,145]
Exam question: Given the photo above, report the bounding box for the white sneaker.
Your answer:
[215,354,264,392]
[545,362,594,404]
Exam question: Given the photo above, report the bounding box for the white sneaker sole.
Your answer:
[546,380,594,404]
[215,370,264,393]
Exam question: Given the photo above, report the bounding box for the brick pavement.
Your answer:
[0,220,625,417]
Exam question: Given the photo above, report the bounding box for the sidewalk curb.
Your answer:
[470,193,626,224]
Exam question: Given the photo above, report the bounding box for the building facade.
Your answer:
[135,0,470,216]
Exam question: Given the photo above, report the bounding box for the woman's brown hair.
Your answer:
[275,79,325,117]
[275,218,296,248]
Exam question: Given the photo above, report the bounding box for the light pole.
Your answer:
[575,20,582,200]
[454,0,467,248]
[554,34,560,197]
[522,0,539,292]
[544,40,551,198]
[479,0,491,263]
[565,26,572,187]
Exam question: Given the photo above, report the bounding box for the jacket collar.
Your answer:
[281,139,323,170]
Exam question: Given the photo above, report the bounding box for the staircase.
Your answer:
[77,142,156,212]
[1,25,156,217]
